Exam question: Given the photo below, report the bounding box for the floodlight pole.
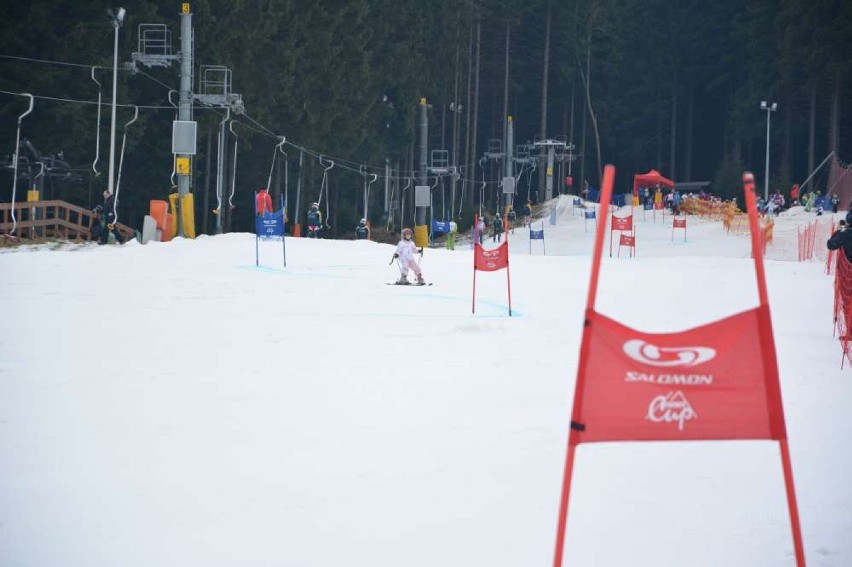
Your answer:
[107,8,125,197]
[760,100,777,202]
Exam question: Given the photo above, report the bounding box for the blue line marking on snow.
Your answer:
[236,265,348,279]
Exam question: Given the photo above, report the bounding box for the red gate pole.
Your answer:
[743,171,806,567]
[553,165,616,567]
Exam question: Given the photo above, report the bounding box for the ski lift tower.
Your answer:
[427,149,457,225]
[533,136,567,201]
[130,4,244,237]
[483,137,504,213]
[555,137,580,194]
[501,116,515,214]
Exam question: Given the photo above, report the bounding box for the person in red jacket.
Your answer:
[790,184,799,206]
[255,187,273,216]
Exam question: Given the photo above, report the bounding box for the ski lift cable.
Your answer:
[91,67,102,176]
[366,171,378,220]
[228,120,239,208]
[9,93,34,237]
[213,107,230,215]
[318,155,334,229]
[387,175,397,231]
[266,136,286,191]
[113,105,138,227]
[400,176,412,228]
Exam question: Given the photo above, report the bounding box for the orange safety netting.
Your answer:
[680,197,735,220]
[798,218,835,264]
[833,251,852,367]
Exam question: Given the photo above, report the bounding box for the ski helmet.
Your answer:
[402,227,413,238]
[359,218,366,224]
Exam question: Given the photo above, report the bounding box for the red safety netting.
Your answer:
[798,218,835,262]
[833,251,852,367]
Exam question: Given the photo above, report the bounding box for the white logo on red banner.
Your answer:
[646,390,698,431]
[623,339,716,367]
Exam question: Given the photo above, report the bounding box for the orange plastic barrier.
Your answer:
[161,213,174,242]
[150,200,168,231]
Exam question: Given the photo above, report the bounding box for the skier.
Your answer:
[255,187,273,217]
[522,202,532,227]
[306,202,322,238]
[506,206,517,233]
[492,214,504,242]
[393,227,425,285]
[355,218,370,240]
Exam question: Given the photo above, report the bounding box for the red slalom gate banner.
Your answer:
[552,167,806,567]
[672,217,687,241]
[472,215,512,316]
[618,232,635,257]
[609,213,634,257]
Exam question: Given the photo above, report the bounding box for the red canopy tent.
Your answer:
[633,169,675,193]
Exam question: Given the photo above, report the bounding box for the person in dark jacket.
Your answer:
[492,214,504,242]
[522,202,532,227]
[506,206,517,233]
[827,220,852,261]
[306,202,322,238]
[355,218,370,240]
[90,205,107,244]
[98,191,124,244]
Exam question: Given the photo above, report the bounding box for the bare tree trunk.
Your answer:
[656,108,663,171]
[502,18,510,153]
[807,85,816,191]
[451,36,460,219]
[830,69,841,156]
[781,101,791,187]
[469,19,481,210]
[538,0,552,198]
[463,21,473,217]
[578,37,602,187]
[669,78,677,179]
[684,79,694,181]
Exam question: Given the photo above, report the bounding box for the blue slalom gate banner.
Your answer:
[549,209,558,226]
[529,224,545,255]
[584,209,597,233]
[255,193,287,267]
[256,209,286,238]
[432,219,451,234]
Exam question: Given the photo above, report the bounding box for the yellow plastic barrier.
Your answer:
[414,224,428,248]
[180,193,196,238]
[168,193,180,238]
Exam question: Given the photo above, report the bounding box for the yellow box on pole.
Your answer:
[414,224,428,248]
[181,3,191,14]
[26,189,39,202]
[176,156,191,175]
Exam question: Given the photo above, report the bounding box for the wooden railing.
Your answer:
[0,200,135,243]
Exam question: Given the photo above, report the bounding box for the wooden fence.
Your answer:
[0,200,134,243]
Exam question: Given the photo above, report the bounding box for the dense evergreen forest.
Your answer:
[1,0,850,236]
